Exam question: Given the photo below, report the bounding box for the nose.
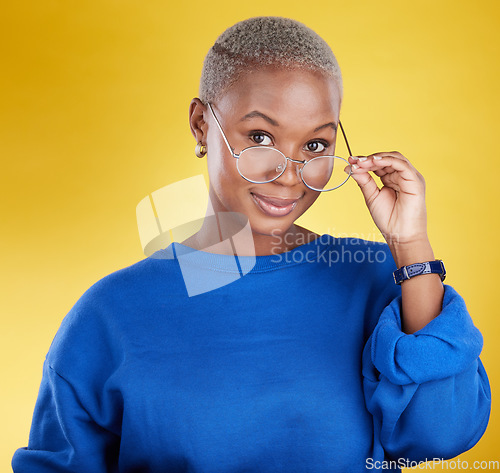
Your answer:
[274,156,305,187]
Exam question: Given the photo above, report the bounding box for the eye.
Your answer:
[250,132,273,146]
[305,141,328,153]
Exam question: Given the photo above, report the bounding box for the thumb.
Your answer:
[345,166,380,205]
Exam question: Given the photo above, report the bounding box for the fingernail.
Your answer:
[358,157,367,162]
[352,164,359,170]
[350,156,359,160]
[373,155,382,160]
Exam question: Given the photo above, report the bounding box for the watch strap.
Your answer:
[393,260,446,285]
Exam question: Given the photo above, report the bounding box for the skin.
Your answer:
[187,65,444,334]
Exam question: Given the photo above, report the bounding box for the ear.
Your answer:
[189,98,208,144]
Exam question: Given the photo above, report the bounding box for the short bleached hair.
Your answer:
[199,16,343,104]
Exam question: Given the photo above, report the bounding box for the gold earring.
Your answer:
[195,142,207,158]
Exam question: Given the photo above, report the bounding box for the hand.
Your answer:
[345,152,427,246]
[345,152,444,334]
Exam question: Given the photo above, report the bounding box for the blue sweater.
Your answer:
[12,236,491,472]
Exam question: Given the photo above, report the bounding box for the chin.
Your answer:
[246,211,297,239]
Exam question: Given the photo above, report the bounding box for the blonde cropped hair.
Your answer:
[199,16,343,104]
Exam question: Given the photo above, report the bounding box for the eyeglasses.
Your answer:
[207,103,353,192]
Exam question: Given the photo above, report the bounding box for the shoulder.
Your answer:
[74,244,183,310]
[46,248,181,374]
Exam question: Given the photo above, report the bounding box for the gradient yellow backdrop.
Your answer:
[2,0,499,470]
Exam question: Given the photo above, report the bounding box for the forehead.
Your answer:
[216,66,341,125]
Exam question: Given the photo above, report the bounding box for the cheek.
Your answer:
[205,137,235,183]
[207,153,238,187]
[301,189,321,211]
[205,139,250,210]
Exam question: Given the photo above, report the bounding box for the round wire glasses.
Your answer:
[207,103,353,192]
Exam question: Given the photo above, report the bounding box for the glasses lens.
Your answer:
[302,156,351,191]
[237,147,286,183]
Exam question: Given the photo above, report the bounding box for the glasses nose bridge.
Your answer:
[286,155,306,165]
[286,155,306,174]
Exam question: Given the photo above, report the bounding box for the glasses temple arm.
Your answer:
[207,103,235,156]
[338,120,353,157]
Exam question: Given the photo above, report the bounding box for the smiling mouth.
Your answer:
[251,192,300,217]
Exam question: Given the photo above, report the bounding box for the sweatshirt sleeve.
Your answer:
[12,361,120,473]
[362,284,491,461]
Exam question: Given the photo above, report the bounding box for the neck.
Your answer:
[250,224,320,256]
[181,210,319,257]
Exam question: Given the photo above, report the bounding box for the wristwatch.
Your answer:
[393,260,446,285]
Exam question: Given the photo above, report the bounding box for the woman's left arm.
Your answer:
[350,152,491,460]
[348,151,444,334]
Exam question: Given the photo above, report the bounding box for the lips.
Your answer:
[251,192,300,217]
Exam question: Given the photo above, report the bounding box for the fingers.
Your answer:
[349,154,410,176]
[347,152,424,191]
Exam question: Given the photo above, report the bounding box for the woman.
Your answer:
[13,16,490,472]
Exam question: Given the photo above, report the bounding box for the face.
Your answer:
[193,66,341,239]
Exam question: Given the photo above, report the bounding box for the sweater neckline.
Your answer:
[151,234,334,273]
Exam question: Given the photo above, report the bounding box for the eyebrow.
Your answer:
[314,122,338,132]
[240,111,279,126]
[239,110,338,133]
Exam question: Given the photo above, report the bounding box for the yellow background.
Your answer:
[2,0,499,470]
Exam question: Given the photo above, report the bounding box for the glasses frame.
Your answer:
[207,102,354,192]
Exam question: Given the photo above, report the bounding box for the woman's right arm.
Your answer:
[12,360,120,472]
[12,272,126,473]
